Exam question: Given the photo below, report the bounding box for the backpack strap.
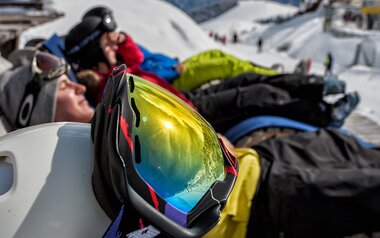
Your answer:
[224,116,318,143]
[225,115,376,149]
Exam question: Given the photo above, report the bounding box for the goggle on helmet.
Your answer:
[91,64,238,238]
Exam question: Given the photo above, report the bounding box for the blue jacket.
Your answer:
[138,45,179,83]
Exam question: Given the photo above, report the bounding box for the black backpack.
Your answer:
[248,128,380,238]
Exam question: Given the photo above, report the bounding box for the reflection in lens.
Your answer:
[129,76,225,212]
[34,52,68,80]
[36,52,62,71]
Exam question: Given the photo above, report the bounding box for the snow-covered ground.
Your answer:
[201,0,298,39]
[19,0,380,126]
[202,1,380,125]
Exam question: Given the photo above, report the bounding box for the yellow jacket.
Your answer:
[205,147,261,238]
[172,50,277,90]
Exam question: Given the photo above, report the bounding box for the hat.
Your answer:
[65,16,115,69]
[0,65,58,129]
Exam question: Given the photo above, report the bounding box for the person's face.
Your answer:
[100,31,119,66]
[54,75,94,123]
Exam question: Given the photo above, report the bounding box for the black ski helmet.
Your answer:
[82,6,117,36]
[91,64,238,237]
[82,5,114,21]
[64,16,115,69]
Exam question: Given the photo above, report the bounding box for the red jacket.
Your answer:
[95,33,195,108]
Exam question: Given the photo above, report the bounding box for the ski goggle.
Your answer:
[100,65,238,236]
[32,51,69,81]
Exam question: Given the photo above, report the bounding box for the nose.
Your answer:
[75,82,87,94]
[68,80,86,94]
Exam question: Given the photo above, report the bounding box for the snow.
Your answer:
[201,0,380,125]
[201,0,298,37]
[19,0,380,126]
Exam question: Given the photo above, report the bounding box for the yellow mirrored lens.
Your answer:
[128,75,225,212]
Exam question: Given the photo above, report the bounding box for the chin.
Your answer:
[84,112,95,122]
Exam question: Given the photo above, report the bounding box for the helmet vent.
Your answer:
[129,76,135,93]
[131,98,140,128]
[134,135,141,164]
[0,156,13,196]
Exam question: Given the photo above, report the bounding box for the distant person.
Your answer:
[367,15,375,30]
[323,2,334,31]
[64,13,193,106]
[354,14,363,28]
[214,32,219,42]
[232,31,239,43]
[324,52,334,75]
[343,10,353,26]
[257,37,263,53]
[294,58,312,75]
[220,35,227,45]
[0,51,94,136]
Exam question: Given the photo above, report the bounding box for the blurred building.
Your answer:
[360,0,380,29]
[0,0,63,57]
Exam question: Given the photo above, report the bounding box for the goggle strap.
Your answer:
[103,205,161,238]
[66,29,102,56]
[15,78,41,128]
[219,138,238,169]
[103,205,124,238]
